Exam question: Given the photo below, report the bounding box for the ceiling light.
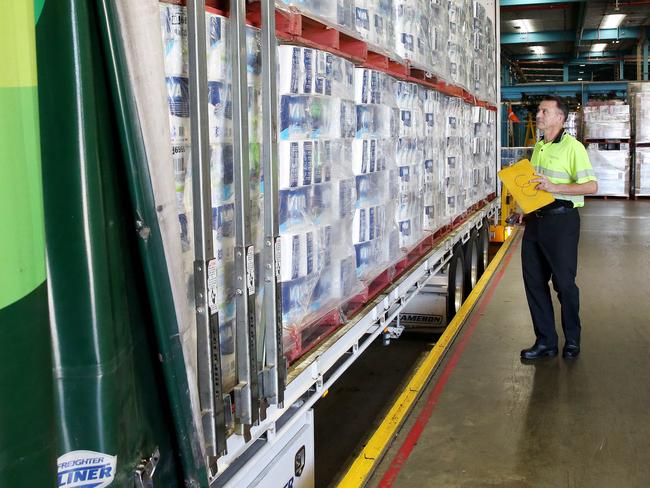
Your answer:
[613,40,620,44]
[531,46,545,54]
[591,43,608,52]
[578,78,583,81]
[579,71,584,74]
[546,79,554,82]
[600,14,626,29]
[580,64,586,67]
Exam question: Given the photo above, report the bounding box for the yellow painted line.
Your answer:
[336,229,521,488]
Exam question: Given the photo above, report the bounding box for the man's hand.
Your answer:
[506,213,524,225]
[530,173,557,193]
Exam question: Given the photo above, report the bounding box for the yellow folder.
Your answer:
[498,159,555,214]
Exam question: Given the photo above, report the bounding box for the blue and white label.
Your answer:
[57,450,117,488]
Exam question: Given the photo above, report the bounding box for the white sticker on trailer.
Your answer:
[57,450,117,487]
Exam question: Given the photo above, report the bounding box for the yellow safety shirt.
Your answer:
[530,129,597,208]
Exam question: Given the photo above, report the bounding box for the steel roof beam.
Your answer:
[513,51,626,60]
[500,0,585,5]
[501,27,644,44]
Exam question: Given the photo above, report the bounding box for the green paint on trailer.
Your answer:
[0,2,54,486]
[36,0,181,485]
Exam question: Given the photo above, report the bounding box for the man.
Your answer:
[517,96,598,360]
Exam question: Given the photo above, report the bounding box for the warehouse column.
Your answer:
[619,59,625,80]
[643,38,649,81]
[563,64,569,82]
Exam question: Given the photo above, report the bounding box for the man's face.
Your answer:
[536,100,564,131]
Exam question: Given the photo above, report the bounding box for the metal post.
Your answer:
[563,64,569,82]
[187,0,227,459]
[260,0,286,409]
[230,0,260,436]
[643,39,649,81]
[620,59,625,80]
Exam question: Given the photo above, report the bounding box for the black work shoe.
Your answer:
[520,343,558,360]
[563,344,580,359]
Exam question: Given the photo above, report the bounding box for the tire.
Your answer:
[446,244,466,324]
[463,230,480,298]
[477,219,490,277]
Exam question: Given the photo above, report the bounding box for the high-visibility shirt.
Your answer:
[530,130,597,208]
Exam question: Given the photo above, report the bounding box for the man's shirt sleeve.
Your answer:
[571,142,598,184]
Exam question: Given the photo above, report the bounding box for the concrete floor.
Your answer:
[363,200,650,488]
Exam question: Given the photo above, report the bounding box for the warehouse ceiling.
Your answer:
[500,0,650,83]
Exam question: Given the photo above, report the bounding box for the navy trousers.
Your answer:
[521,209,581,347]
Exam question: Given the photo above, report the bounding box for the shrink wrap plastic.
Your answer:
[278,47,362,358]
[160,1,498,366]
[160,5,264,390]
[587,146,630,197]
[583,103,630,140]
[635,147,650,196]
[353,68,401,280]
[277,0,496,103]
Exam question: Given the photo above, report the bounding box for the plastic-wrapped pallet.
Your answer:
[422,88,445,232]
[447,0,469,90]
[565,111,581,140]
[635,147,650,196]
[583,102,630,140]
[279,0,355,32]
[354,68,401,280]
[159,4,265,391]
[277,46,360,355]
[470,1,486,99]
[500,146,533,168]
[586,145,630,196]
[396,81,426,250]
[484,18,496,103]
[484,109,497,196]
[629,82,650,143]
[354,0,395,55]
[394,0,431,68]
[444,96,465,219]
[429,0,450,80]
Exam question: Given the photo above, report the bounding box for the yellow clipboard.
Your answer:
[498,159,555,214]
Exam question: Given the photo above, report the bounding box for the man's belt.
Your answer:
[532,205,576,217]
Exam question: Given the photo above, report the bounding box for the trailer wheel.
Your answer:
[447,244,466,323]
[463,230,480,298]
[477,219,490,277]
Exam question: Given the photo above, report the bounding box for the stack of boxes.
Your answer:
[422,89,446,232]
[470,1,486,99]
[354,0,395,54]
[277,46,359,339]
[160,0,498,362]
[583,102,630,140]
[444,96,465,218]
[583,100,631,197]
[353,68,401,279]
[278,0,355,31]
[500,147,533,168]
[629,82,650,196]
[159,5,266,391]
[586,144,630,197]
[394,0,431,68]
[395,82,425,249]
[448,0,471,90]
[278,0,496,100]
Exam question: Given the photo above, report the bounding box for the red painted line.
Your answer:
[377,235,522,488]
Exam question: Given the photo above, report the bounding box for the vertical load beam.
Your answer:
[231,0,261,435]
[187,0,228,458]
[260,0,286,408]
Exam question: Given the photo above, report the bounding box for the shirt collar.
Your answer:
[544,128,565,145]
